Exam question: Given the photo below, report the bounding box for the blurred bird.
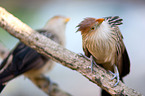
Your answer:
[77,16,130,96]
[0,16,70,93]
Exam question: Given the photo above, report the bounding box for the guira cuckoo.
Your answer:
[77,16,130,96]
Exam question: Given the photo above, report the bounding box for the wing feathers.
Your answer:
[104,16,123,27]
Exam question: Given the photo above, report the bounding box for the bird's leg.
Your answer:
[109,65,120,87]
[90,55,96,73]
[78,54,96,73]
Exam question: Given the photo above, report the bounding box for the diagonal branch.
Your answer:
[0,43,71,96]
[0,7,142,96]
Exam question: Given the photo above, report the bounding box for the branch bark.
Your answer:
[0,7,142,96]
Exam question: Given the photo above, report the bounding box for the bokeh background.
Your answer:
[0,0,145,96]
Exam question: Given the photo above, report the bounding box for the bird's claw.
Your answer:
[78,53,90,60]
[78,54,94,73]
[109,70,120,87]
[78,54,95,73]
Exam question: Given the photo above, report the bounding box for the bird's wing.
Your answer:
[115,40,130,79]
[0,42,48,84]
[120,46,130,77]
[0,29,59,84]
[104,16,130,78]
[83,42,91,58]
[36,29,61,44]
[104,16,123,27]
[114,27,130,78]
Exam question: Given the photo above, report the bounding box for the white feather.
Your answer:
[95,21,112,40]
[85,21,116,65]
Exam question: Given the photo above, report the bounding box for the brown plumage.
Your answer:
[77,16,130,96]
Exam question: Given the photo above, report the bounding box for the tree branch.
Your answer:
[0,7,142,96]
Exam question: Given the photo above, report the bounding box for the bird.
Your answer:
[0,16,70,93]
[76,16,130,96]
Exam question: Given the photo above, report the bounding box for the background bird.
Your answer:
[77,16,130,96]
[0,16,70,93]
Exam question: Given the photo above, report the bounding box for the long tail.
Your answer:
[101,89,111,96]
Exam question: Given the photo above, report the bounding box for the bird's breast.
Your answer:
[84,31,116,64]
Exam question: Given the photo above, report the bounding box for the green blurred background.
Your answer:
[0,0,145,96]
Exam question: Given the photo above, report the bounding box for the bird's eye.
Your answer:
[90,27,95,30]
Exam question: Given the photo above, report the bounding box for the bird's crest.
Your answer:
[76,18,96,32]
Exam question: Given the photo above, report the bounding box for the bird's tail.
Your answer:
[0,84,5,92]
[101,89,111,96]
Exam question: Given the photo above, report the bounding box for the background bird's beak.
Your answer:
[65,18,70,23]
[96,18,104,24]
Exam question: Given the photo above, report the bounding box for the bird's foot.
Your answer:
[78,54,96,73]
[109,66,120,87]
[78,53,90,60]
[78,53,94,72]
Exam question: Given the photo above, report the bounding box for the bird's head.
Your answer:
[43,16,70,31]
[50,16,70,24]
[76,18,104,34]
[43,16,70,46]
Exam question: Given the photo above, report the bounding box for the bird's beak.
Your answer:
[65,18,70,23]
[96,18,104,24]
